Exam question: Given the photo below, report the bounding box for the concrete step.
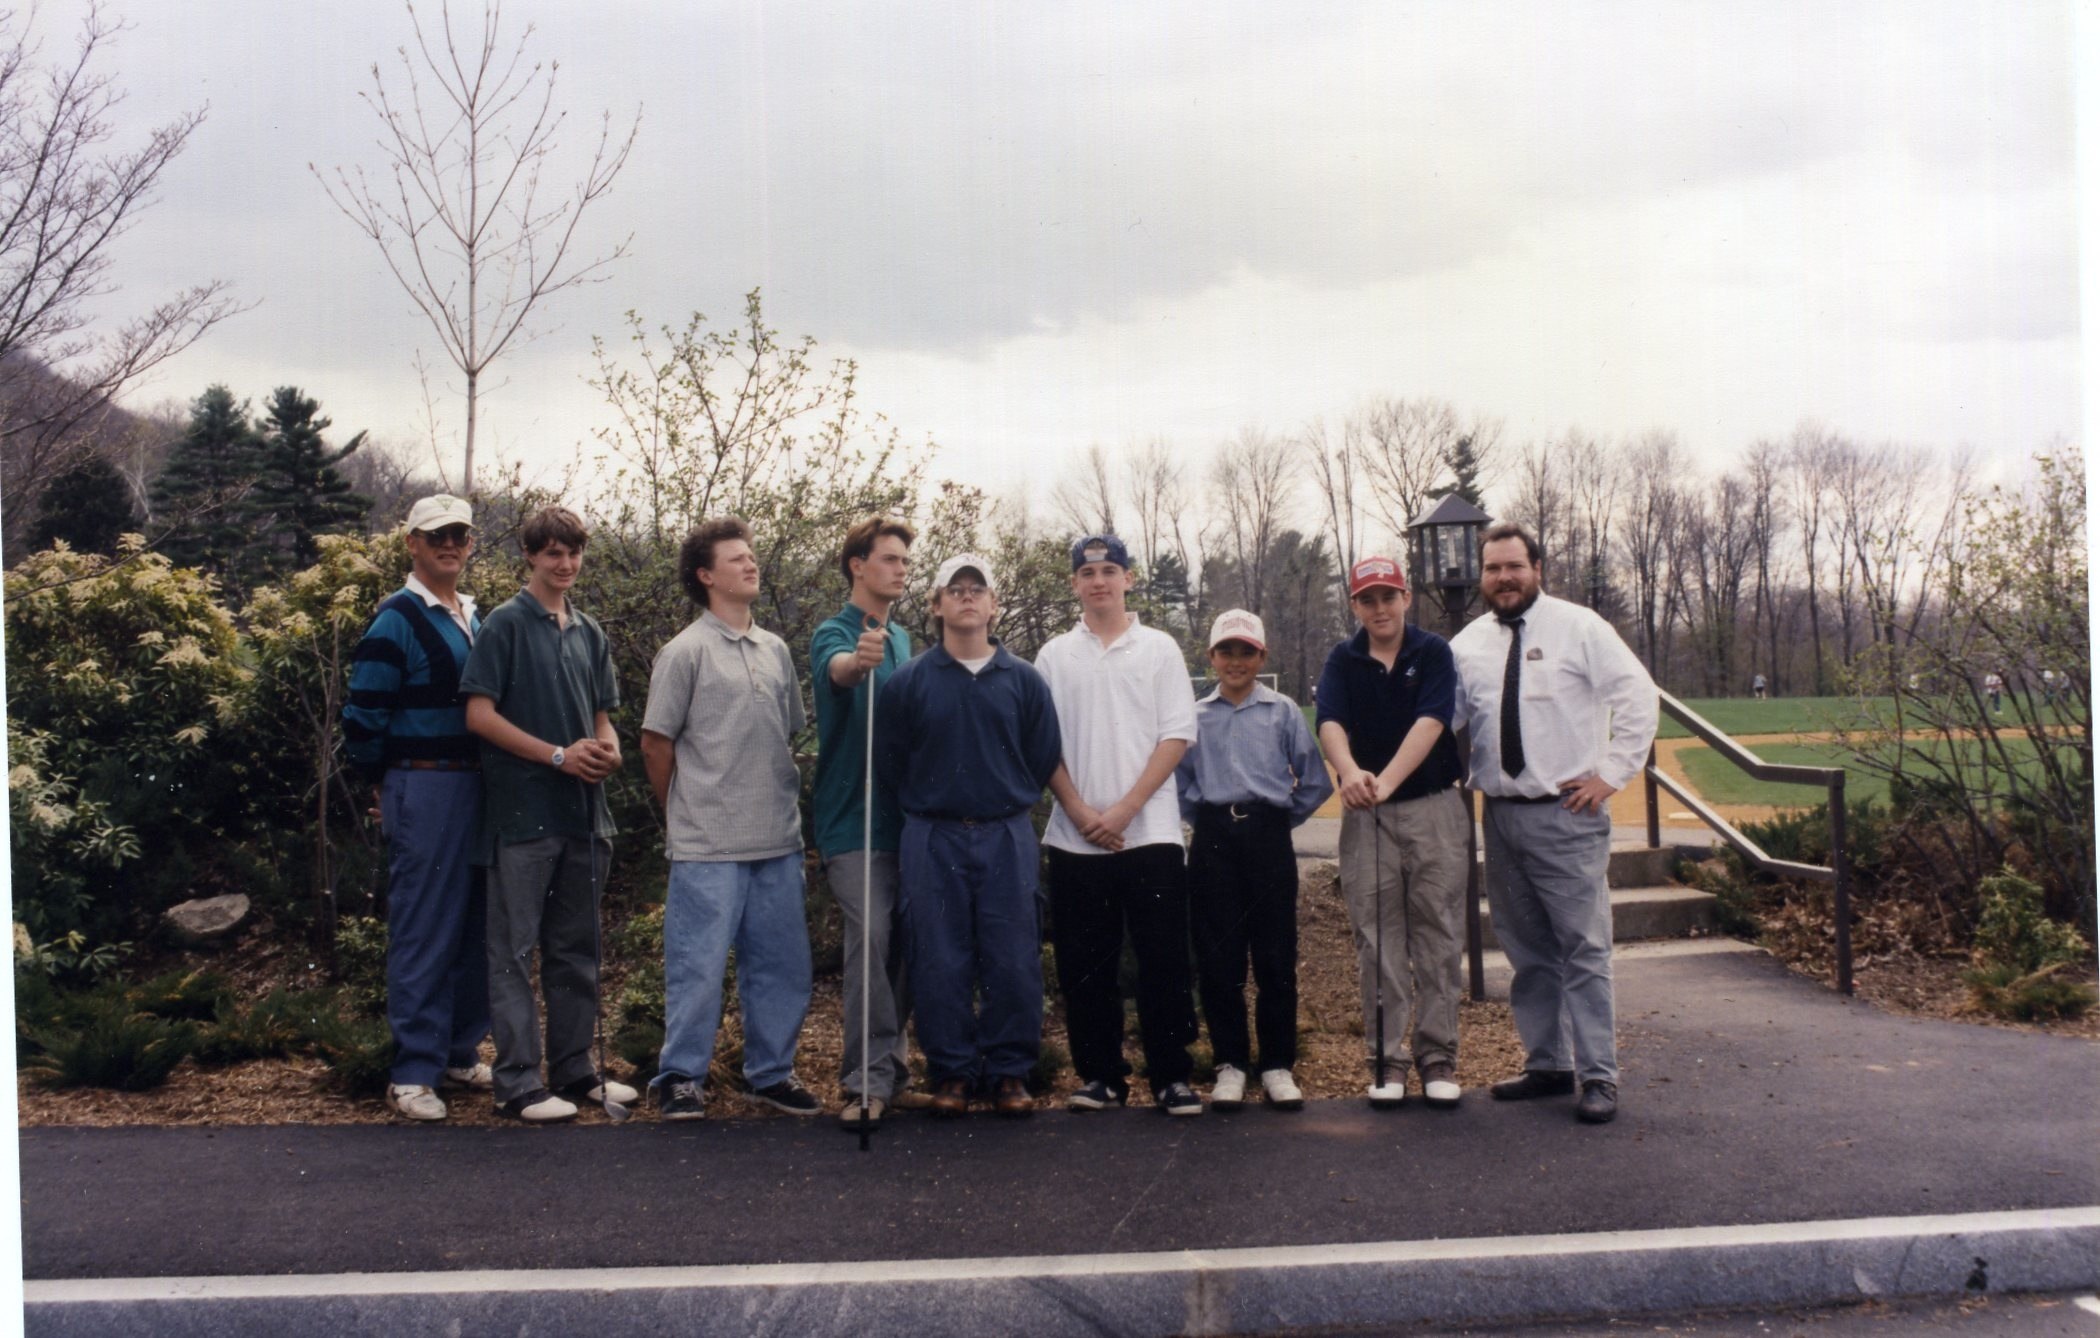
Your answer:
[1478,883,1719,950]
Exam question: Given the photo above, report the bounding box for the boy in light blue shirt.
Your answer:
[1175,610,1332,1112]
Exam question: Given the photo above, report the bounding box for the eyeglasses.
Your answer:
[942,583,991,600]
[415,525,473,547]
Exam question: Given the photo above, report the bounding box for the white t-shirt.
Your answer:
[1034,615,1199,854]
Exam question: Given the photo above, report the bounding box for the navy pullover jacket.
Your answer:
[341,589,479,781]
[1314,623,1464,801]
[875,642,1062,821]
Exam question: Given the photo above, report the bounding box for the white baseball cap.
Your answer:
[1207,609,1266,651]
[403,494,473,533]
[934,552,996,591]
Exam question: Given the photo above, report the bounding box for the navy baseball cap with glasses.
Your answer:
[1069,534,1131,572]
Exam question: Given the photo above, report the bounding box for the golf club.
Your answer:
[1368,802,1404,1109]
[580,770,631,1124]
[855,613,882,1151]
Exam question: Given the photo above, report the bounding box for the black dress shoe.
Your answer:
[1576,1080,1618,1124]
[1490,1069,1577,1101]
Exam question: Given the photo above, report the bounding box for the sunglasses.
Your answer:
[415,525,474,547]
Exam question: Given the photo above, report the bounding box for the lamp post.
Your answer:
[1407,493,1492,635]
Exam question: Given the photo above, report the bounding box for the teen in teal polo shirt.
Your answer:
[809,516,921,1128]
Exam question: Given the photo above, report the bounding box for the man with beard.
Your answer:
[1449,523,1657,1125]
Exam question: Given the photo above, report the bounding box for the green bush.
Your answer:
[1963,866,2094,1021]
[26,998,195,1091]
[126,968,234,1022]
[333,915,389,1017]
[307,1006,397,1096]
[5,543,256,938]
[193,988,336,1068]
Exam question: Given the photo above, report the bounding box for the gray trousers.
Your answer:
[487,834,608,1103]
[1481,797,1617,1085]
[826,850,912,1100]
[1337,787,1470,1076]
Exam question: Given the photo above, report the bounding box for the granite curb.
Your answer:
[26,1207,2100,1337]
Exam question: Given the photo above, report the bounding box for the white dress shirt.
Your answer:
[1034,615,1199,854]
[1449,593,1657,798]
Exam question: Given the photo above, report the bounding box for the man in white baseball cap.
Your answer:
[876,553,1063,1118]
[342,494,492,1121]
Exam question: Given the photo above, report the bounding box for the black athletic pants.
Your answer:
[1048,842,1197,1090]
[1187,803,1300,1074]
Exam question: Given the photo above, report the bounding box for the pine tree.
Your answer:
[1444,434,1486,508]
[29,454,141,555]
[251,386,371,578]
[149,385,265,587]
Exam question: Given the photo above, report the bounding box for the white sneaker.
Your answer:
[1210,1064,1247,1109]
[387,1084,448,1121]
[500,1090,579,1123]
[1367,1079,1408,1109]
[442,1062,493,1090]
[560,1077,640,1107]
[1260,1068,1304,1111]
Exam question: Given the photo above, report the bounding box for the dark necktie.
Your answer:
[1500,617,1526,778]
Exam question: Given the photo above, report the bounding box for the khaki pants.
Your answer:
[1337,787,1470,1075]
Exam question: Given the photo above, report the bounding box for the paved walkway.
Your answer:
[20,947,2098,1333]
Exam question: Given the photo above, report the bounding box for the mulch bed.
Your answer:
[17,861,1530,1127]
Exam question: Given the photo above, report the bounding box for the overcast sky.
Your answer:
[33,0,2085,521]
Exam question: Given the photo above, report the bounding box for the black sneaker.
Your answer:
[1576,1079,1619,1125]
[748,1077,820,1116]
[1156,1081,1203,1117]
[1066,1079,1128,1111]
[656,1077,705,1121]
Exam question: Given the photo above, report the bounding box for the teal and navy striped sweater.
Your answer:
[342,590,480,780]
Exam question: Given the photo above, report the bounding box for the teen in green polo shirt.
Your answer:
[810,516,923,1128]
[462,506,638,1123]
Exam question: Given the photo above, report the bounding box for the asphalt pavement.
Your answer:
[21,947,2098,1283]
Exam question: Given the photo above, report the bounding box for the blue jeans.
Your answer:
[380,768,489,1087]
[654,854,812,1091]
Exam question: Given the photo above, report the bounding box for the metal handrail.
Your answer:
[1643,689,1856,994]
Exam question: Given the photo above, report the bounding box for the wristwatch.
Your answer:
[549,746,566,769]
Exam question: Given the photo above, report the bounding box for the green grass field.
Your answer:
[1675,736,2058,808]
[1653,696,1893,739]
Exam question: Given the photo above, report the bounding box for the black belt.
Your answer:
[391,758,480,772]
[1488,790,1561,805]
[1193,801,1285,824]
[912,810,1026,827]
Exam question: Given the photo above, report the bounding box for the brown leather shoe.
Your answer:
[993,1076,1033,1119]
[929,1078,969,1119]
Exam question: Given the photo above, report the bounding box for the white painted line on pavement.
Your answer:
[24,1205,2100,1304]
[2074,1293,2100,1317]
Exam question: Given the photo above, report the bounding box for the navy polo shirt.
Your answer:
[1314,624,1463,800]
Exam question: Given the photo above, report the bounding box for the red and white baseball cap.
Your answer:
[1206,609,1267,651]
[1347,555,1407,597]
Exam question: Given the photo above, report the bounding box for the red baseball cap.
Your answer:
[1347,555,1407,597]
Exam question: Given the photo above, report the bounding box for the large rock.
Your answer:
[161,894,251,947]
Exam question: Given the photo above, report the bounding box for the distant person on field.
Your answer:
[641,518,820,1122]
[342,494,492,1122]
[1984,671,2005,713]
[1040,534,1205,1118]
[1316,555,1470,1111]
[810,516,932,1129]
[876,553,1063,1118]
[1450,522,1657,1126]
[1176,610,1333,1113]
[462,505,637,1122]
[1751,672,1767,700]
